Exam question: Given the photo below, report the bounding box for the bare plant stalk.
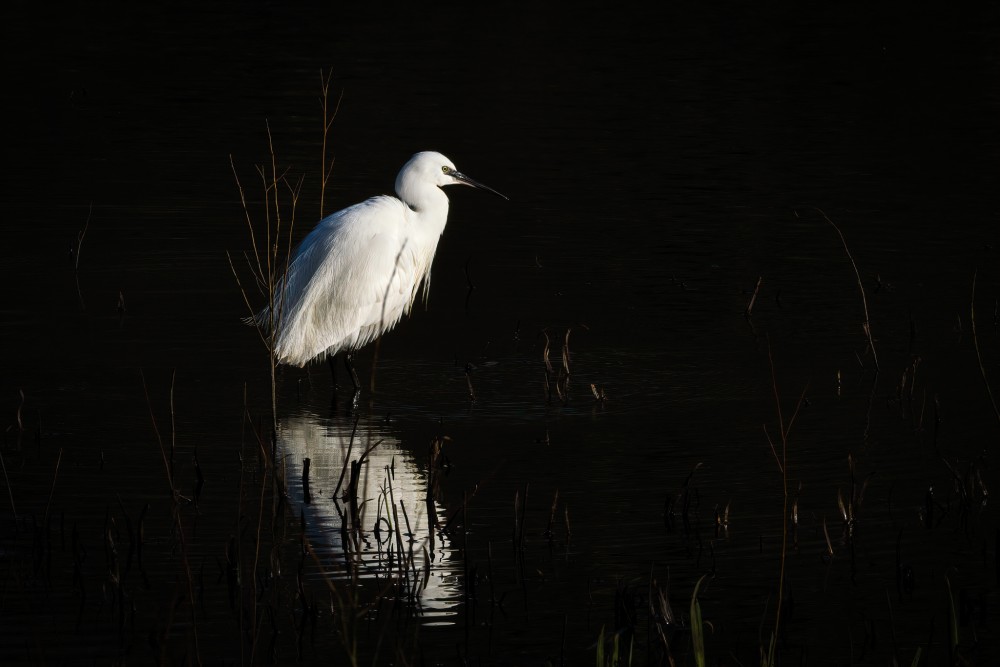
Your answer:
[745,275,763,318]
[371,242,410,394]
[0,447,15,521]
[249,423,270,665]
[822,517,834,557]
[319,68,343,220]
[227,81,360,661]
[234,85,330,419]
[16,389,24,431]
[170,369,176,479]
[230,156,264,284]
[230,127,307,661]
[762,425,782,474]
[140,370,201,664]
[970,270,1000,426]
[264,122,281,423]
[231,123,300,430]
[763,339,807,666]
[42,448,63,529]
[75,203,92,271]
[815,208,880,373]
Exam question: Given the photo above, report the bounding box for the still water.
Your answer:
[3,3,999,664]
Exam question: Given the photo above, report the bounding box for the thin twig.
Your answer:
[815,208,879,373]
[970,270,1000,426]
[0,447,15,522]
[75,203,92,271]
[230,155,264,284]
[764,338,808,665]
[319,68,343,219]
[140,370,201,664]
[170,369,176,480]
[42,448,63,528]
[745,275,763,318]
[142,370,173,491]
[762,424,782,474]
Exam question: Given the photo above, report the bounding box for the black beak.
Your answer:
[453,170,509,200]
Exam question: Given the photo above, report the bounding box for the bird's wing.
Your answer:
[271,196,424,365]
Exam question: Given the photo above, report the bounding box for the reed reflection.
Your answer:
[277,410,459,621]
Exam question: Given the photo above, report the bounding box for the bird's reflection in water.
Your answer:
[277,410,460,622]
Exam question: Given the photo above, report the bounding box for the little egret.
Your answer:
[250,151,507,389]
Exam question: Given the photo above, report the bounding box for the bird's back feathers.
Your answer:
[253,195,440,366]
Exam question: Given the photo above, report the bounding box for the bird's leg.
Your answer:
[344,353,362,392]
[327,355,338,385]
[327,353,361,392]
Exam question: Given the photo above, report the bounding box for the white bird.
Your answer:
[251,151,507,388]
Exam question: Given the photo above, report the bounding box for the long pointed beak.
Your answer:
[452,171,509,200]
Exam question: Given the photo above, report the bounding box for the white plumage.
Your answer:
[252,151,506,371]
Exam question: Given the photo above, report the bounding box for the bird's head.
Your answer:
[396,151,507,209]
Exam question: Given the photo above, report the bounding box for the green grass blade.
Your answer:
[944,574,958,655]
[691,574,708,667]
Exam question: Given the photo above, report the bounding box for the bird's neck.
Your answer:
[404,188,450,238]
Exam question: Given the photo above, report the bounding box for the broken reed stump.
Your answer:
[302,457,312,505]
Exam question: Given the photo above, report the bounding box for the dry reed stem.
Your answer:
[821,517,834,558]
[230,155,264,285]
[249,426,270,664]
[763,338,807,666]
[42,447,63,531]
[75,202,92,271]
[319,68,343,220]
[0,447,15,522]
[970,270,1000,427]
[231,122,302,428]
[170,369,176,478]
[542,330,553,374]
[815,208,880,373]
[762,425,782,475]
[745,275,763,318]
[16,388,24,431]
[370,243,412,394]
[140,370,201,664]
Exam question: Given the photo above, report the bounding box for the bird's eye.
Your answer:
[441,166,451,174]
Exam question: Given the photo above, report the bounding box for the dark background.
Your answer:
[3,2,999,664]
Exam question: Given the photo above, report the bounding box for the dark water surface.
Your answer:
[3,3,1000,664]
